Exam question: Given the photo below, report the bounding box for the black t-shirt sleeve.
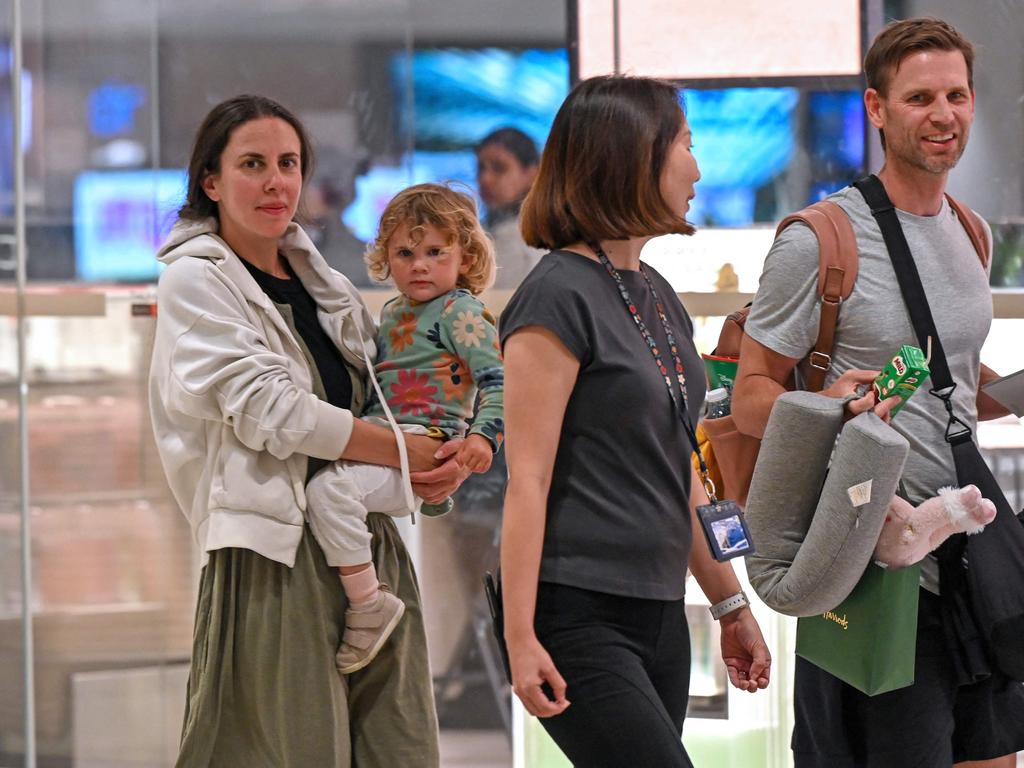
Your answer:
[498,256,592,364]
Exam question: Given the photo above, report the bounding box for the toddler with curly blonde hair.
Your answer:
[306,182,504,673]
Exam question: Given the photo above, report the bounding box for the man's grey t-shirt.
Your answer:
[746,185,992,592]
[500,250,705,601]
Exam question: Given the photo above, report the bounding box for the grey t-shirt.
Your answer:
[489,214,546,289]
[746,185,992,592]
[500,250,705,601]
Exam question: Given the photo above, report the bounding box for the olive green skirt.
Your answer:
[176,515,439,768]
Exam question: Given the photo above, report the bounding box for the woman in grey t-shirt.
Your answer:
[500,75,772,768]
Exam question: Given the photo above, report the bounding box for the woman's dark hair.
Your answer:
[475,126,540,170]
[520,75,692,251]
[179,94,316,221]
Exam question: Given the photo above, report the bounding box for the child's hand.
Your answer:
[457,434,493,474]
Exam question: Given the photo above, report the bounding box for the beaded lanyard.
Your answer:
[589,241,719,502]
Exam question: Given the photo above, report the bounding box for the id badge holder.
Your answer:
[697,499,755,562]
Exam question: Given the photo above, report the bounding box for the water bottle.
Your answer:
[705,387,731,419]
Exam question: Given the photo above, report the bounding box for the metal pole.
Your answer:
[149,0,159,171]
[612,0,620,74]
[12,0,36,763]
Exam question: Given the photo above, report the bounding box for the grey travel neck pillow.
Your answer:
[743,390,909,617]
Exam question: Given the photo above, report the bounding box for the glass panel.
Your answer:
[7,1,422,764]
[0,301,27,755]
[12,3,184,765]
[0,0,27,763]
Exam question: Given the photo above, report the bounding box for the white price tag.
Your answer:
[847,479,873,507]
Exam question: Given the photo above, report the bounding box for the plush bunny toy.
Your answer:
[875,485,996,568]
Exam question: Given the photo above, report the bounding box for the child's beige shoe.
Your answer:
[336,586,406,674]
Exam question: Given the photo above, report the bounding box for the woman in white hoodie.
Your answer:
[150,95,461,767]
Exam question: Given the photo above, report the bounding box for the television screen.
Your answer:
[344,49,864,234]
[808,90,865,187]
[0,53,33,217]
[682,87,798,226]
[681,87,864,225]
[343,151,479,242]
[341,46,570,241]
[392,47,569,153]
[73,169,185,282]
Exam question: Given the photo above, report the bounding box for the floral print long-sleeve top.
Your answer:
[364,288,504,450]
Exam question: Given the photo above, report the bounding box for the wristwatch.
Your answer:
[709,591,749,620]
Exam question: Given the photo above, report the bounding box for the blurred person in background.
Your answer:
[305,145,373,287]
[476,127,544,288]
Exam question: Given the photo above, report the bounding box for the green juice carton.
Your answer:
[702,353,738,391]
[873,345,929,416]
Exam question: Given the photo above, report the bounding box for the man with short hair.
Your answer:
[734,17,1024,768]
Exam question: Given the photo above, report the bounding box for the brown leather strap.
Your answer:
[714,307,750,358]
[804,266,843,392]
[776,200,858,392]
[945,194,989,268]
[769,196,983,393]
[778,201,859,299]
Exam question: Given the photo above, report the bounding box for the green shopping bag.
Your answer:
[796,561,921,696]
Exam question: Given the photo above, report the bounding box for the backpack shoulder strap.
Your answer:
[777,200,859,300]
[713,306,751,359]
[945,194,989,268]
[775,200,858,392]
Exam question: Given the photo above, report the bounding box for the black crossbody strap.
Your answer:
[852,175,972,444]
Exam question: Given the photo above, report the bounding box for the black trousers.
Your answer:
[793,588,1024,767]
[533,582,694,768]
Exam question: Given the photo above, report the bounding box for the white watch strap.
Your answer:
[709,591,749,620]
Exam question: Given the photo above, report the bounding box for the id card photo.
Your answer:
[698,499,755,562]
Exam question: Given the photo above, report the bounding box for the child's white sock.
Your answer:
[340,564,380,607]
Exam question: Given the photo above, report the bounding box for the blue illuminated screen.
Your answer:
[343,47,569,241]
[74,169,185,282]
[682,88,864,225]
[344,48,865,236]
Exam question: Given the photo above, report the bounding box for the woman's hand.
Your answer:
[719,607,771,692]
[508,633,570,718]
[404,433,445,473]
[410,438,472,503]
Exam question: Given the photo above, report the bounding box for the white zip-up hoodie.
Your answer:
[149,217,377,567]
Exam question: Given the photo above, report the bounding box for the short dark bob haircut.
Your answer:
[179,94,316,221]
[520,75,693,251]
